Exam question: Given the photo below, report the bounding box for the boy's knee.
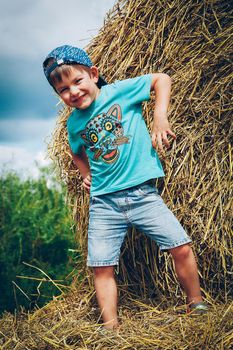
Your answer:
[169,244,192,260]
[93,265,115,277]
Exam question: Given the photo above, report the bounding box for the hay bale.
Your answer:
[48,0,232,301]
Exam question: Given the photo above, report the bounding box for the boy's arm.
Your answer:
[150,73,176,152]
[71,147,91,192]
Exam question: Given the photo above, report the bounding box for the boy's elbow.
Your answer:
[151,73,171,90]
[162,73,171,82]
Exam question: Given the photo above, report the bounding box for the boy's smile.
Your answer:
[54,65,100,110]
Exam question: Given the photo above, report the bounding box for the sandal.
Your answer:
[187,301,209,315]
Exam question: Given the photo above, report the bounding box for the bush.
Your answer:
[0,169,80,315]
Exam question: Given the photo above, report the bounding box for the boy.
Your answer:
[43,45,208,330]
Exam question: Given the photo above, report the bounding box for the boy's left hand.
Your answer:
[82,174,92,193]
[151,116,176,152]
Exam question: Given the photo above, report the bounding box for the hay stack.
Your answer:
[0,282,232,349]
[48,0,232,302]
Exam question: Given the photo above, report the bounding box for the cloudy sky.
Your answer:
[0,0,116,178]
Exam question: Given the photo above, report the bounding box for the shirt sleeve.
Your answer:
[114,74,152,105]
[67,132,82,154]
[66,116,83,155]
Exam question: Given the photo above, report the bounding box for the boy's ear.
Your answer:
[90,66,99,84]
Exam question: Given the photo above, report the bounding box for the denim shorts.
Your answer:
[87,180,191,267]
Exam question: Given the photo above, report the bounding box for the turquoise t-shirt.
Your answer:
[67,74,165,196]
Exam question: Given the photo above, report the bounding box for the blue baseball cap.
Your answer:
[43,45,107,88]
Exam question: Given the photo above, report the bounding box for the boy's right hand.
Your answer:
[82,174,92,192]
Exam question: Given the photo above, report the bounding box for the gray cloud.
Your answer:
[0,0,116,174]
[0,56,59,119]
[0,0,116,59]
[0,117,56,143]
[0,0,116,120]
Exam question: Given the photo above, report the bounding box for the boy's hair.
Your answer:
[42,45,107,89]
[43,58,91,88]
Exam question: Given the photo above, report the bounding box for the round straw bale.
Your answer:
[48,0,232,302]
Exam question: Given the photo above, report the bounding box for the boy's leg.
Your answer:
[93,266,119,329]
[126,182,203,304]
[168,244,203,304]
[88,192,129,329]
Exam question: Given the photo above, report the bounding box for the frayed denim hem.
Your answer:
[87,260,119,267]
[160,238,192,251]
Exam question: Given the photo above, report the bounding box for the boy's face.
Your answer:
[53,64,100,110]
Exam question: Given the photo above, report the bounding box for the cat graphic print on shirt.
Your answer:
[80,104,130,164]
